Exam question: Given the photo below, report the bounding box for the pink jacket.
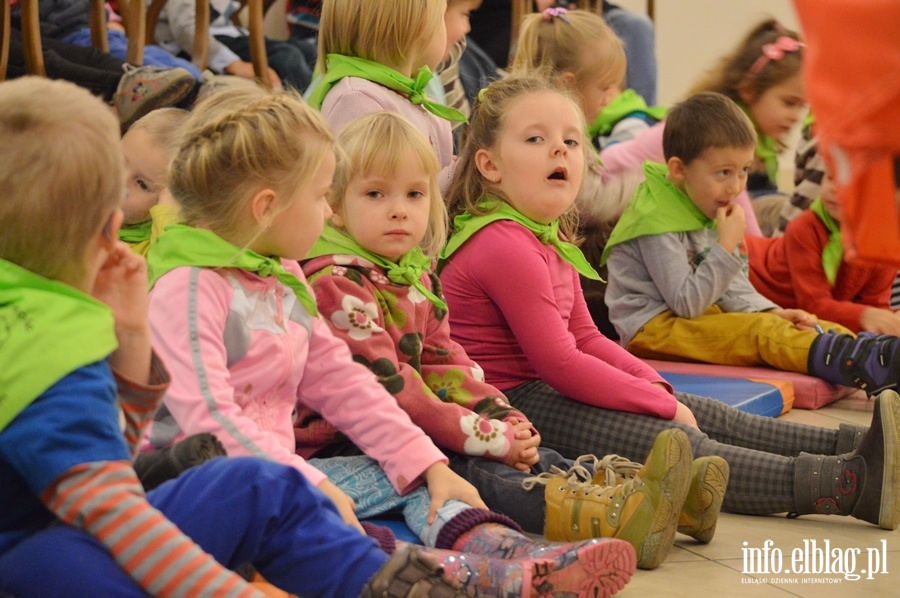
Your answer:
[319,77,455,191]
[599,122,763,237]
[304,254,533,465]
[144,260,446,493]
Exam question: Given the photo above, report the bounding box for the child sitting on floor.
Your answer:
[118,108,188,256]
[747,168,900,335]
[602,92,900,397]
[304,110,693,573]
[143,85,637,596]
[0,76,464,598]
[438,74,900,539]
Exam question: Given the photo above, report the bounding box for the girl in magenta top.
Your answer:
[439,73,900,534]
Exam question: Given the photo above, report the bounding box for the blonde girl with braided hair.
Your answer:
[143,87,638,597]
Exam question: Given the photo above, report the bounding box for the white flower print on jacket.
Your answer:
[330,295,384,341]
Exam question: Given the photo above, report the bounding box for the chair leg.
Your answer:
[1,0,10,82]
[20,0,45,76]
[247,0,270,88]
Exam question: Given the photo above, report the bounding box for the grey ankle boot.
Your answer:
[835,422,867,454]
[792,391,900,530]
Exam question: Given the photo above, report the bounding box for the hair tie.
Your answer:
[749,36,804,76]
[542,7,571,24]
[477,86,488,102]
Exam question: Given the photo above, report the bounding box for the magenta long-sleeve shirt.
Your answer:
[439,220,678,420]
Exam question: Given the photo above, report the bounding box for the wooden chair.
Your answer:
[232,0,279,89]
[146,0,209,71]
[0,0,145,82]
[146,0,276,88]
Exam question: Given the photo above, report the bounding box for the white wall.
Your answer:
[612,0,801,106]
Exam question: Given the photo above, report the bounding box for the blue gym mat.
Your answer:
[659,372,786,417]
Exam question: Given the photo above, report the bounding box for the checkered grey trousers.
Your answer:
[505,381,850,515]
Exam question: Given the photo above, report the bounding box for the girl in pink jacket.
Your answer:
[143,87,636,597]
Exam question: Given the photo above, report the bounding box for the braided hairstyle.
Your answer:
[169,87,334,245]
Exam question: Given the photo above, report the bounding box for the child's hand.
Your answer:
[92,241,149,335]
[770,307,818,330]
[672,401,699,429]
[317,478,365,534]
[506,419,541,472]
[423,462,487,524]
[715,204,746,254]
[224,60,282,89]
[860,307,900,336]
[92,241,152,382]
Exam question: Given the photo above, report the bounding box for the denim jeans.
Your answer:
[449,447,575,534]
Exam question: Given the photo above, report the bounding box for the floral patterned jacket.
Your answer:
[303,254,531,464]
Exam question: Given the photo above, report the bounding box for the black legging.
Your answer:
[6,27,123,102]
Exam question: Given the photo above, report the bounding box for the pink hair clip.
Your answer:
[542,7,571,24]
[749,36,804,76]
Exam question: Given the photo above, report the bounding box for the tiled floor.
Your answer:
[618,395,899,597]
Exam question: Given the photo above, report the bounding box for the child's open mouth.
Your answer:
[547,167,568,182]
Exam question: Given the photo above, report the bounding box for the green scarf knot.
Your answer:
[588,89,667,138]
[118,220,152,244]
[307,54,466,124]
[147,224,318,316]
[438,197,602,281]
[809,197,843,286]
[601,162,716,265]
[307,226,447,310]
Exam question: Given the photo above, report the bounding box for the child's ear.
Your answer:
[557,71,578,91]
[330,207,344,228]
[666,156,687,182]
[737,81,757,106]
[475,148,501,184]
[249,187,279,229]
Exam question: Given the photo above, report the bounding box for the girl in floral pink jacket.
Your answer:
[302,112,688,570]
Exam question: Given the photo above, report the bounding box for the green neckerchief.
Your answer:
[756,133,780,186]
[0,259,117,432]
[118,220,153,244]
[809,197,843,286]
[307,225,447,310]
[439,198,602,280]
[738,102,780,185]
[588,89,667,138]
[601,162,715,265]
[307,54,467,123]
[147,224,317,316]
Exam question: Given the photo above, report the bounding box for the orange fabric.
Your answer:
[793,0,900,266]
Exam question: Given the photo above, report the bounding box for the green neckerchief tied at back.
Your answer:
[601,162,716,265]
[118,220,152,244]
[0,258,117,432]
[307,225,447,310]
[809,197,843,286]
[439,197,602,280]
[307,54,467,124]
[147,224,318,316]
[738,102,780,186]
[588,89,667,138]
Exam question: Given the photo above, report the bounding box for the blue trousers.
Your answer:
[310,456,470,547]
[64,29,204,79]
[0,457,388,598]
[449,448,574,535]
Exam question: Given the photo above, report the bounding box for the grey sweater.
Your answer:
[606,228,779,346]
